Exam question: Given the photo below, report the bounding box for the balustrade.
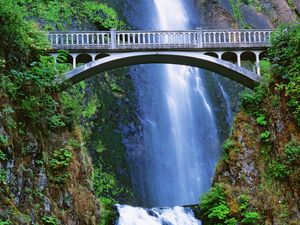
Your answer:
[48,29,272,50]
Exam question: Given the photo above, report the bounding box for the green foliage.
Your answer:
[223,139,235,151]
[269,24,300,125]
[92,168,130,201]
[241,0,262,11]
[228,0,248,28]
[82,1,125,30]
[256,113,267,126]
[1,53,69,130]
[200,184,231,224]
[93,168,127,225]
[225,218,238,225]
[0,135,9,146]
[0,220,12,225]
[268,161,289,179]
[16,0,125,31]
[0,0,49,67]
[238,194,250,211]
[0,150,7,161]
[49,114,66,128]
[200,185,261,224]
[241,211,260,224]
[284,140,300,165]
[42,216,58,225]
[0,169,7,184]
[48,148,72,184]
[49,148,72,170]
[260,131,271,142]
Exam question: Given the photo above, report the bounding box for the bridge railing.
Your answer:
[48,29,273,50]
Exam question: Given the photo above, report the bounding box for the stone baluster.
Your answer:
[124,34,127,46]
[76,34,79,46]
[116,33,119,46]
[110,29,116,49]
[71,34,74,45]
[143,33,146,45]
[148,33,151,46]
[91,34,95,45]
[137,33,141,45]
[81,34,84,45]
[85,34,88,45]
[152,33,155,46]
[132,33,135,46]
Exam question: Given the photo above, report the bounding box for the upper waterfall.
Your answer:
[122,0,226,207]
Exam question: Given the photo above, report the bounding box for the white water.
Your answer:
[218,81,233,126]
[117,0,231,223]
[129,0,220,207]
[117,205,201,225]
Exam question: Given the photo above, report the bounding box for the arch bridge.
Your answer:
[49,28,273,89]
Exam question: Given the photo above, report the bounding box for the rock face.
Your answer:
[193,0,299,29]
[0,106,99,224]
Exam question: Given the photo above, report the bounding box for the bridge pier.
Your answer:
[254,51,261,76]
[236,51,242,67]
[70,53,79,69]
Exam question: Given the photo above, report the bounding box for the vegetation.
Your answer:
[201,23,300,224]
[200,184,260,224]
[0,0,128,223]
[15,0,126,31]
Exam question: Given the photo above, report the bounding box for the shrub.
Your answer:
[223,139,235,151]
[200,184,232,224]
[0,150,7,161]
[0,220,12,225]
[256,114,267,126]
[269,24,300,125]
[0,169,7,184]
[284,141,300,164]
[42,216,57,225]
[260,131,271,142]
[0,135,9,145]
[268,161,289,179]
[49,148,72,170]
[241,211,260,224]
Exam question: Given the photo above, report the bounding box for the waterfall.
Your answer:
[118,0,232,222]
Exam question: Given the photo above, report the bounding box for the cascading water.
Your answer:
[117,0,233,223]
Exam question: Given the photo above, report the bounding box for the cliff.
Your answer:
[199,24,300,225]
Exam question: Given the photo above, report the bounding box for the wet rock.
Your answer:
[276,120,284,133]
[38,168,47,191]
[44,197,51,212]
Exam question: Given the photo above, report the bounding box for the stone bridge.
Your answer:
[49,28,273,89]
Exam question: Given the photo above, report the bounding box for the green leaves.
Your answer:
[0,0,49,67]
[269,24,300,125]
[200,185,261,224]
[200,184,230,224]
[49,148,73,170]
[42,216,58,225]
[260,131,271,142]
[82,1,125,30]
[256,114,267,126]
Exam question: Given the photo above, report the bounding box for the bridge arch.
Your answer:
[62,51,261,89]
[221,52,237,64]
